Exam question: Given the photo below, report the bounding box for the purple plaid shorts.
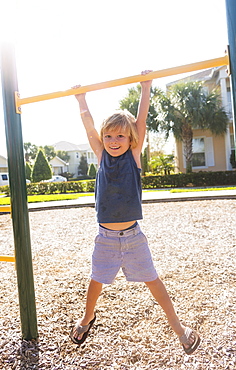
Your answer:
[91,223,158,284]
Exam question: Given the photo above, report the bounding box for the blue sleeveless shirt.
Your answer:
[95,149,143,223]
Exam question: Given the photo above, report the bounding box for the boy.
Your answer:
[70,71,200,355]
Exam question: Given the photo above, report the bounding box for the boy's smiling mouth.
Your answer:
[110,146,121,150]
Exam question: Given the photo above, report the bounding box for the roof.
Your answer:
[53,141,92,152]
[166,66,225,87]
[49,156,68,166]
[0,155,7,166]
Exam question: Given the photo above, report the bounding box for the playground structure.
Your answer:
[0,205,11,213]
[0,0,235,341]
[0,205,15,262]
[14,55,229,113]
[0,255,15,262]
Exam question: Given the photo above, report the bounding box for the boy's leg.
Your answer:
[145,278,196,347]
[72,279,102,340]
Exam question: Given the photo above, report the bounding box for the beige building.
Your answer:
[49,156,68,175]
[1,142,97,177]
[0,155,8,172]
[53,141,98,176]
[167,66,235,173]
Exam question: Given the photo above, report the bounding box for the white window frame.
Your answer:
[183,136,215,169]
[192,137,206,169]
[230,133,235,150]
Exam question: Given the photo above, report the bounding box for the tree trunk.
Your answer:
[182,123,193,173]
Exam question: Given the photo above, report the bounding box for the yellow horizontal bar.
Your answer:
[0,255,15,262]
[16,55,229,109]
[0,205,11,213]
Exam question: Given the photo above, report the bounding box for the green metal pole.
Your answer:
[225,0,236,145]
[0,44,38,340]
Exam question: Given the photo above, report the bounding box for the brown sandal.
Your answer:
[70,315,96,345]
[179,327,201,355]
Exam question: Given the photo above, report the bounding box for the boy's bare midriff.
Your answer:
[100,221,137,231]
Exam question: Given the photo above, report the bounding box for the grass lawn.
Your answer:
[170,186,236,193]
[0,187,235,205]
[0,193,94,205]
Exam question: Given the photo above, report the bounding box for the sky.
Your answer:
[0,0,229,157]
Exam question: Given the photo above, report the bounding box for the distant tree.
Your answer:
[25,162,32,181]
[32,149,52,182]
[149,154,175,175]
[141,148,148,174]
[78,154,88,176]
[119,81,229,174]
[119,85,159,128]
[56,150,70,162]
[87,163,97,178]
[40,145,56,162]
[150,82,229,173]
[119,85,159,174]
[24,142,38,162]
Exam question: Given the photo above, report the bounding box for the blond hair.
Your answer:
[100,110,139,149]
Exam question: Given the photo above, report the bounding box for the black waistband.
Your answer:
[99,221,138,232]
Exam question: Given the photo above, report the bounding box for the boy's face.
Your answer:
[103,127,131,157]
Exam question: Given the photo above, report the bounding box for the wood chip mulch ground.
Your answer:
[0,199,235,369]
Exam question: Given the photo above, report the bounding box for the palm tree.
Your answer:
[149,154,175,175]
[119,85,159,128]
[119,85,159,172]
[149,81,229,173]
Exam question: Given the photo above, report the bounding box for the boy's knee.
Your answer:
[90,279,103,288]
[145,277,159,286]
[145,277,164,289]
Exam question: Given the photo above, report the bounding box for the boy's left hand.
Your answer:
[140,70,153,88]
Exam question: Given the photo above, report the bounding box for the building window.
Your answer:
[230,133,235,150]
[227,87,233,118]
[192,138,205,167]
[230,133,236,168]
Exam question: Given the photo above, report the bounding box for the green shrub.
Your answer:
[32,149,52,182]
[20,179,96,195]
[87,163,97,178]
[1,171,236,196]
[141,171,236,189]
[0,185,9,195]
[25,162,32,181]
[84,180,96,192]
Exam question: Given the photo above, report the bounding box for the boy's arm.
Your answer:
[135,71,152,152]
[74,88,103,160]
